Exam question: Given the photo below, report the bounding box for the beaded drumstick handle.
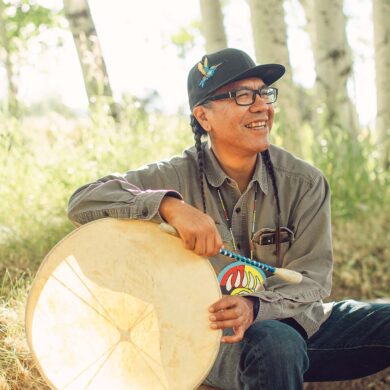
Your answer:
[159,223,302,284]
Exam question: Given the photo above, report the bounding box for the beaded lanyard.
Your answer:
[216,181,258,259]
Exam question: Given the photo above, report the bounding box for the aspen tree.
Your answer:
[199,0,227,53]
[63,0,119,120]
[249,0,303,156]
[373,0,390,169]
[300,0,359,135]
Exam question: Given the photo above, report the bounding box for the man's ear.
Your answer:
[192,105,211,132]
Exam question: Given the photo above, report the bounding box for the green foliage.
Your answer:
[1,0,60,42]
[270,112,389,219]
[0,0,62,58]
[0,0,63,116]
[170,21,201,58]
[309,122,388,218]
[0,107,193,290]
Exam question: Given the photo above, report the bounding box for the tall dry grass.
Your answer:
[0,272,49,390]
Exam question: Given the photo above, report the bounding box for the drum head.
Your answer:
[26,219,222,390]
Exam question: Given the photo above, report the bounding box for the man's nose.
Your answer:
[250,92,269,111]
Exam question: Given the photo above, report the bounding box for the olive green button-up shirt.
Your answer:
[68,142,333,337]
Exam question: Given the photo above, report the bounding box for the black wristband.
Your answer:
[244,296,260,320]
[252,298,260,319]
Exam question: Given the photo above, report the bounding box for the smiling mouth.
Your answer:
[245,121,268,130]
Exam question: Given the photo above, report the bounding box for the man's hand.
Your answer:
[159,196,223,257]
[209,295,255,343]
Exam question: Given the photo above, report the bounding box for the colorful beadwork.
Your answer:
[218,261,266,295]
[219,247,276,274]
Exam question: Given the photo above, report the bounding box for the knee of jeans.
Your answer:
[244,320,308,362]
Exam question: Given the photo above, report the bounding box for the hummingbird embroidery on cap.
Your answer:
[198,57,222,88]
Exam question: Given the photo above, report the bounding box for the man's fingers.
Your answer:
[209,306,245,329]
[210,317,244,329]
[182,228,220,257]
[204,234,216,257]
[208,296,254,344]
[209,295,238,313]
[190,231,222,257]
[221,327,245,344]
[209,307,243,322]
[194,234,206,256]
[214,233,223,255]
[160,200,223,257]
[182,234,195,251]
[203,227,222,257]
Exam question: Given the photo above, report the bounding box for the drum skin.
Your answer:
[25,219,222,390]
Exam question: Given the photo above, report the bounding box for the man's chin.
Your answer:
[255,138,270,153]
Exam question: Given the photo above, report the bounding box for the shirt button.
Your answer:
[235,207,241,213]
[141,207,148,217]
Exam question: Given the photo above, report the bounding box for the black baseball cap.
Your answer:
[187,48,285,110]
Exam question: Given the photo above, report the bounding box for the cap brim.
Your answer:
[229,64,285,87]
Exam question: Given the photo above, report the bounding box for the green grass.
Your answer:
[0,108,193,289]
[0,272,50,390]
[330,209,390,300]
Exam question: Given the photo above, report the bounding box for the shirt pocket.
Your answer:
[252,227,294,267]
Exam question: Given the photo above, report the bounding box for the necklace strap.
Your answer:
[217,181,258,259]
[217,188,237,251]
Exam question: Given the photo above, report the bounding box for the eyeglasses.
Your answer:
[206,86,278,106]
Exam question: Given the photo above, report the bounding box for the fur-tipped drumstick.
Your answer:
[159,223,302,284]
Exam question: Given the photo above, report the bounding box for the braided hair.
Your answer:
[190,114,207,213]
[261,149,282,267]
[190,115,283,267]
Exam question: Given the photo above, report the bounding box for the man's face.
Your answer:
[195,77,275,158]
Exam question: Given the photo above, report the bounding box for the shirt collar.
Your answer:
[203,143,269,195]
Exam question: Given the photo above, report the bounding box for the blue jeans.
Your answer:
[203,300,390,390]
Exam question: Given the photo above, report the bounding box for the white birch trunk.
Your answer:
[249,0,303,156]
[373,0,390,169]
[300,0,358,135]
[199,0,227,53]
[63,0,119,120]
[0,0,18,115]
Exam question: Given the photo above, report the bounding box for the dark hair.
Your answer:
[190,115,282,266]
[260,149,282,266]
[190,114,207,213]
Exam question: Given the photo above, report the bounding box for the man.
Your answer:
[68,48,390,390]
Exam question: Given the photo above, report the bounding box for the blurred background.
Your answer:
[0,0,389,388]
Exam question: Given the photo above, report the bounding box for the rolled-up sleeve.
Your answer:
[68,162,183,226]
[252,174,333,323]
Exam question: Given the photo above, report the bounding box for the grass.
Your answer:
[0,272,50,390]
[0,108,193,282]
[330,209,390,300]
[0,108,389,388]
